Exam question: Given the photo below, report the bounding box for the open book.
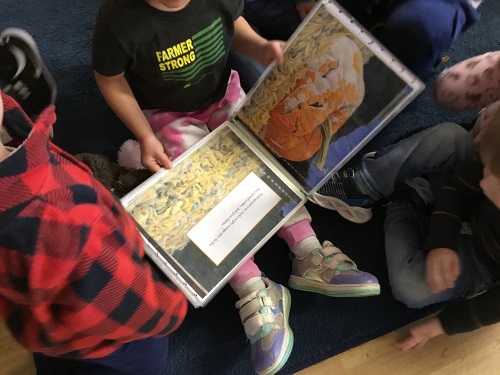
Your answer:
[120,0,425,307]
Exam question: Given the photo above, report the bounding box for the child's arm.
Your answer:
[232,16,285,67]
[2,202,187,355]
[423,160,480,262]
[83,203,189,339]
[94,71,172,172]
[398,287,500,350]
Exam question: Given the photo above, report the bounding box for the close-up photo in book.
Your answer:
[121,0,425,307]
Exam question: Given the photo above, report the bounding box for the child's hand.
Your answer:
[296,1,316,20]
[139,136,172,172]
[396,318,445,351]
[426,247,461,293]
[258,40,286,67]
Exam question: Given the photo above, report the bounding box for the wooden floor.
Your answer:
[297,314,500,375]
[1,315,500,375]
[0,322,35,375]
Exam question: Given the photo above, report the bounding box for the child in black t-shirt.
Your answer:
[93,2,380,374]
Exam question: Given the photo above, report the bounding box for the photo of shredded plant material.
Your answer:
[127,130,265,254]
[236,2,422,191]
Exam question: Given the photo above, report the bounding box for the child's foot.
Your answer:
[0,28,57,119]
[317,167,374,207]
[311,157,375,223]
[235,277,293,375]
[289,241,380,297]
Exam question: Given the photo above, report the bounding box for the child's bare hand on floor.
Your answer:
[396,317,445,350]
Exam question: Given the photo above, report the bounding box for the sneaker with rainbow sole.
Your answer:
[236,277,294,375]
[289,241,380,297]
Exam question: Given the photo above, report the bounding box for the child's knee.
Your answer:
[428,122,474,161]
[433,122,471,143]
[389,274,434,309]
[392,287,434,309]
[379,0,478,73]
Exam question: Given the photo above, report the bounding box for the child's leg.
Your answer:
[277,206,380,297]
[228,258,265,297]
[372,0,479,75]
[118,71,245,168]
[229,52,265,93]
[434,51,500,111]
[206,70,245,131]
[229,259,293,375]
[34,336,170,375]
[358,123,474,200]
[313,122,475,222]
[384,193,490,308]
[116,111,211,169]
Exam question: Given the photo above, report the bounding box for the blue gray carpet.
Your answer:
[1,1,499,374]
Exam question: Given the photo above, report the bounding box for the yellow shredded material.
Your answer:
[237,7,373,135]
[126,128,265,254]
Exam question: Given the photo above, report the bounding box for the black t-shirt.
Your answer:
[93,0,243,112]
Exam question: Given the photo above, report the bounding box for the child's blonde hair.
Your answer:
[479,109,500,176]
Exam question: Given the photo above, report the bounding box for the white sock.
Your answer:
[292,236,322,258]
[236,276,266,299]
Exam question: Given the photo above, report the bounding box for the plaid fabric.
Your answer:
[0,92,187,359]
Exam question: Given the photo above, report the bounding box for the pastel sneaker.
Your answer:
[235,277,293,375]
[289,241,380,297]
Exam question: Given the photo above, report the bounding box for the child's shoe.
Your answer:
[311,162,374,224]
[318,168,374,207]
[289,241,380,297]
[0,28,57,120]
[235,277,293,375]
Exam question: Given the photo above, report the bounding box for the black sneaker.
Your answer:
[317,168,375,208]
[310,166,374,224]
[0,28,57,120]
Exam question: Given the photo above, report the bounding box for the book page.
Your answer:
[188,172,281,266]
[121,125,303,301]
[235,0,424,192]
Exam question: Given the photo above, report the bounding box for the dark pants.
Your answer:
[33,336,169,375]
[234,0,480,90]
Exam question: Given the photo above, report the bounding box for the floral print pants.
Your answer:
[434,51,500,143]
